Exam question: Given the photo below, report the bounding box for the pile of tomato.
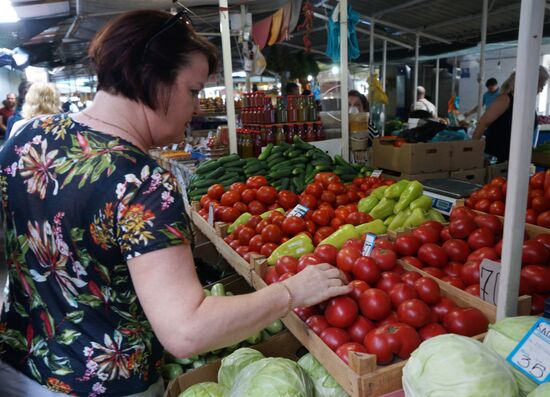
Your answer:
[262,234,490,366]
[465,172,550,228]
[393,206,550,314]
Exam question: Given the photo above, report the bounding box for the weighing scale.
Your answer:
[422,178,482,215]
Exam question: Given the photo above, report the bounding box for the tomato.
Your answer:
[531,171,546,189]
[220,207,240,223]
[336,246,362,273]
[489,201,505,216]
[352,256,380,284]
[375,311,399,328]
[440,226,452,242]
[200,194,214,209]
[526,208,539,224]
[442,276,465,289]
[334,207,351,222]
[311,209,331,226]
[419,323,447,341]
[275,256,298,276]
[495,239,503,257]
[467,227,495,250]
[277,272,294,282]
[490,176,506,187]
[255,186,276,205]
[281,216,305,236]
[319,191,336,205]
[348,280,370,301]
[464,284,480,296]
[521,265,550,294]
[537,210,550,228]
[530,294,547,315]
[239,188,256,204]
[418,243,448,268]
[522,240,550,264]
[449,218,477,239]
[255,219,269,234]
[237,226,255,246]
[235,245,249,258]
[261,224,282,244]
[358,288,392,321]
[421,221,444,234]
[394,234,422,256]
[532,196,550,213]
[431,296,458,322]
[302,220,315,236]
[347,190,360,203]
[264,267,280,285]
[443,308,488,336]
[460,260,481,286]
[374,238,394,251]
[464,197,476,208]
[443,262,463,278]
[320,327,351,351]
[293,306,320,321]
[305,315,329,335]
[401,271,422,288]
[325,297,358,328]
[473,214,502,235]
[467,246,499,262]
[347,315,375,343]
[375,272,402,293]
[414,277,441,305]
[364,323,422,364]
[422,267,445,279]
[441,239,470,263]
[228,182,246,195]
[247,234,263,253]
[207,184,225,200]
[336,342,368,364]
[401,256,424,269]
[313,244,338,265]
[450,206,476,221]
[320,173,341,188]
[232,201,247,214]
[327,182,345,195]
[299,194,318,210]
[277,190,298,210]
[397,299,431,328]
[297,253,322,272]
[334,194,348,207]
[371,247,397,271]
[534,234,550,252]
[346,211,372,226]
[486,185,504,202]
[220,191,240,207]
[389,283,418,309]
[330,218,344,230]
[247,200,266,215]
[246,176,268,189]
[304,183,323,198]
[393,138,407,147]
[413,225,440,245]
[244,215,261,230]
[260,242,278,257]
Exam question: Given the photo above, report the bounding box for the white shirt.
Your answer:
[413,98,437,118]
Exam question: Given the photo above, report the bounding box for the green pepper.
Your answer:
[246,331,263,344]
[388,208,412,232]
[319,224,360,249]
[210,283,226,296]
[265,319,284,334]
[402,208,428,229]
[369,197,397,220]
[372,186,389,200]
[358,196,379,214]
[409,195,433,211]
[203,289,211,297]
[384,180,410,199]
[227,212,252,234]
[267,234,314,265]
[355,219,387,236]
[384,215,396,226]
[427,208,446,223]
[260,208,285,219]
[394,181,423,214]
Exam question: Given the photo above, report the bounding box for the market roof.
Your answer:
[2,0,550,74]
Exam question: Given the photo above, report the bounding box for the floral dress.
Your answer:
[0,114,191,396]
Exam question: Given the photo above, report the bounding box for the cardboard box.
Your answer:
[382,171,450,182]
[486,162,508,182]
[164,331,302,397]
[450,140,485,171]
[372,139,452,174]
[450,168,487,185]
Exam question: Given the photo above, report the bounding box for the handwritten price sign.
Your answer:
[479,259,501,305]
[508,318,550,384]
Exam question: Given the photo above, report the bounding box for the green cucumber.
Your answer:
[271,145,286,154]
[202,166,225,180]
[220,176,241,188]
[225,167,244,174]
[288,156,309,165]
[292,167,305,175]
[191,178,217,189]
[258,144,273,160]
[315,164,332,172]
[195,161,219,175]
[223,159,245,168]
[292,137,314,150]
[280,178,290,190]
[269,167,293,179]
[217,154,240,165]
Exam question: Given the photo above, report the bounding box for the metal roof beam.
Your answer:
[374,0,432,18]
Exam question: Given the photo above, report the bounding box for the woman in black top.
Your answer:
[472,66,549,162]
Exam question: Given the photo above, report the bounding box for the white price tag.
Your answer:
[479,259,501,305]
[208,202,215,226]
[287,204,309,218]
[507,317,550,384]
[371,169,383,178]
[362,233,377,256]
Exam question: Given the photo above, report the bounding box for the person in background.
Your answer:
[9,82,61,136]
[464,78,499,118]
[0,92,17,136]
[302,88,311,96]
[348,89,369,113]
[285,82,300,96]
[5,80,31,138]
[472,66,549,162]
[412,86,436,118]
[62,94,72,112]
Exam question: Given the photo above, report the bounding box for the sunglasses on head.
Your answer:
[142,10,192,61]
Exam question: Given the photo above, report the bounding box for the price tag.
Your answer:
[507,317,550,384]
[479,259,501,305]
[362,233,377,256]
[171,143,179,150]
[371,169,383,178]
[287,204,309,218]
[208,202,215,226]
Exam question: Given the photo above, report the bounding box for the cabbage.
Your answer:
[229,357,314,397]
[527,382,550,397]
[403,334,519,397]
[218,347,264,389]
[178,382,226,397]
[484,316,539,396]
[297,353,348,397]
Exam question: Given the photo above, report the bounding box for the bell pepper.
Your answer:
[267,233,314,265]
[384,180,410,199]
[402,208,428,229]
[394,181,423,214]
[427,208,446,223]
[355,219,387,236]
[409,195,433,211]
[371,186,389,200]
[358,196,379,214]
[228,212,252,234]
[384,215,396,226]
[369,198,397,220]
[260,208,285,219]
[388,208,411,232]
[319,224,360,249]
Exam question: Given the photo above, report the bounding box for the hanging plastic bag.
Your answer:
[325,5,360,62]
[368,74,388,105]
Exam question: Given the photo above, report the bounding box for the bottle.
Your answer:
[236,128,243,156]
[286,124,296,144]
[253,130,263,157]
[297,96,307,122]
[307,95,318,122]
[275,125,286,145]
[275,96,287,123]
[241,130,254,158]
[297,124,306,141]
[265,125,275,144]
[305,123,316,142]
[315,121,325,141]
[287,96,297,123]
[264,97,275,124]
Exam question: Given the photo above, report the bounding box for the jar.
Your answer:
[275,96,287,123]
[287,96,297,123]
[253,130,263,157]
[265,125,275,144]
[314,122,325,141]
[305,123,316,142]
[286,124,296,144]
[236,128,243,156]
[241,130,254,158]
[264,97,275,124]
[297,96,307,122]
[307,95,318,122]
[275,124,286,145]
[297,124,306,141]
[242,93,249,109]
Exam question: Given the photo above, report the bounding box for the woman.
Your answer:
[348,89,369,113]
[0,10,350,397]
[472,66,550,162]
[10,82,61,136]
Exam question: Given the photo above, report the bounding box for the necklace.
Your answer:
[81,110,136,138]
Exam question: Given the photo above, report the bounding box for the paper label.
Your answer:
[362,233,377,256]
[287,204,309,218]
[507,317,550,384]
[208,203,215,226]
[371,169,383,178]
[479,259,501,305]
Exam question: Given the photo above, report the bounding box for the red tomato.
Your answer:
[313,244,338,265]
[530,294,547,315]
[293,306,320,321]
[442,276,465,289]
[305,315,329,335]
[421,221,444,234]
[467,227,495,250]
[246,176,268,189]
[397,299,431,328]
[486,185,504,202]
[371,247,397,271]
[534,233,550,252]
[233,201,248,214]
[335,194,349,207]
[422,267,445,279]
[495,239,503,257]
[464,284,480,296]
[401,256,424,269]
[473,214,503,236]
[261,224,282,244]
[245,215,262,230]
[229,182,247,195]
[347,315,375,343]
[277,190,299,210]
[320,327,351,351]
[311,209,331,226]
[325,297,359,328]
[443,308,489,336]
[418,243,448,268]
[450,206,476,221]
[335,207,352,222]
[229,239,240,250]
[531,171,545,189]
[240,189,256,204]
[394,234,422,256]
[303,220,316,236]
[346,211,372,226]
[263,267,279,284]
[376,311,400,328]
[467,246,499,262]
[522,240,550,264]
[327,182,346,195]
[443,262,464,278]
[375,272,402,293]
[532,196,550,213]
[277,272,294,281]
[537,210,550,228]
[297,254,322,272]
[299,194,318,210]
[521,265,550,294]
[352,256,380,284]
[364,323,422,364]
[489,201,505,216]
[442,239,471,262]
[248,234,264,253]
[304,183,324,198]
[449,218,477,239]
[460,260,481,286]
[348,280,370,301]
[281,216,305,236]
[358,288,392,321]
[431,296,458,322]
[527,208,539,225]
[247,200,266,215]
[389,283,418,309]
[237,226,256,246]
[319,191,336,205]
[260,243,278,257]
[235,245,249,258]
[490,176,506,187]
[336,342,368,364]
[275,256,299,276]
[414,277,441,305]
[220,207,240,223]
[255,219,269,234]
[255,186,276,205]
[220,191,241,207]
[374,238,395,251]
[207,184,225,200]
[419,323,447,341]
[336,246,362,273]
[440,226,452,242]
[401,271,422,288]
[413,225,440,245]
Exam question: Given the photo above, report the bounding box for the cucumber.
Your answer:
[223,159,245,168]
[225,167,244,174]
[191,178,217,189]
[280,178,290,190]
[220,176,241,188]
[292,175,305,192]
[288,156,309,165]
[189,187,208,196]
[244,163,267,174]
[287,149,303,158]
[195,161,219,175]
[315,164,332,172]
[258,143,273,160]
[266,152,284,162]
[269,167,293,179]
[270,160,294,170]
[292,167,305,175]
[292,137,314,150]
[217,154,240,165]
[202,166,225,180]
[312,159,332,167]
[271,145,286,154]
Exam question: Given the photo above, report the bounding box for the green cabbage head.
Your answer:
[527,382,550,397]
[297,353,348,397]
[178,382,226,397]
[403,334,519,397]
[217,347,264,390]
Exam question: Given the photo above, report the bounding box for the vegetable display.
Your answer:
[178,382,226,397]
[297,353,349,397]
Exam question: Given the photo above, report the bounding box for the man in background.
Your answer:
[285,82,300,96]
[412,86,437,118]
[464,78,499,118]
[6,81,31,139]
[0,92,17,137]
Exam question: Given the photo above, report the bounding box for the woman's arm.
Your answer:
[128,244,351,358]
[472,94,510,139]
